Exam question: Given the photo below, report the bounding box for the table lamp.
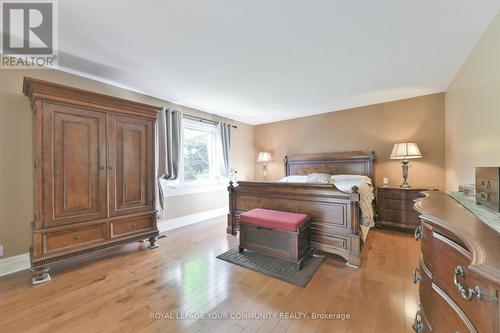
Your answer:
[257,152,272,181]
[390,142,422,188]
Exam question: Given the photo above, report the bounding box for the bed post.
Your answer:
[350,185,360,202]
[347,185,362,267]
[350,185,361,235]
[368,151,378,223]
[227,181,237,235]
[283,155,288,176]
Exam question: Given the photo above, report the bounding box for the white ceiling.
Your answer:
[57,1,499,124]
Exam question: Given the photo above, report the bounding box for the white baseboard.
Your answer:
[0,253,30,277]
[158,206,228,233]
[0,207,228,278]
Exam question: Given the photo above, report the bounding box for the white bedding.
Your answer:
[279,174,375,242]
[278,175,308,183]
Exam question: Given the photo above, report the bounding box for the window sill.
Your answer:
[163,182,228,197]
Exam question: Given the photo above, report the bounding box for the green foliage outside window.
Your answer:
[183,128,210,183]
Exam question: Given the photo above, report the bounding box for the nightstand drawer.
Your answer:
[377,187,434,230]
[383,190,421,200]
[384,198,414,211]
[383,208,420,224]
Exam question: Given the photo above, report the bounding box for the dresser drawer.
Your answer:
[383,198,414,211]
[416,258,433,328]
[418,221,433,272]
[382,209,420,224]
[110,215,154,238]
[383,190,421,200]
[43,224,106,254]
[433,232,497,333]
[431,283,475,333]
[412,308,431,333]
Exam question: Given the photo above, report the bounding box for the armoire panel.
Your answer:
[108,115,154,217]
[41,102,107,227]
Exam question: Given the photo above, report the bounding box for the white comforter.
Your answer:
[279,174,375,241]
[330,175,375,228]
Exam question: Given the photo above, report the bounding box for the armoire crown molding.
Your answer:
[23,77,162,119]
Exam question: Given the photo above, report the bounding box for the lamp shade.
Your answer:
[257,152,272,163]
[390,142,422,160]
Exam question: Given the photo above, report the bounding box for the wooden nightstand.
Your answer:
[377,186,435,230]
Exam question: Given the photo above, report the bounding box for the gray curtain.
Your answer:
[216,122,232,178]
[156,108,183,217]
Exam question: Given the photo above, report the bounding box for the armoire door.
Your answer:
[108,114,154,217]
[40,102,107,227]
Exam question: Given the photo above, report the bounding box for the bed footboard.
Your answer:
[227,181,362,267]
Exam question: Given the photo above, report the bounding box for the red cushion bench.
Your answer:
[238,208,313,270]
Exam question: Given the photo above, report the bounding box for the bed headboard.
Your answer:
[284,151,376,180]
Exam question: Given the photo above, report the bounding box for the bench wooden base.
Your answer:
[238,218,312,270]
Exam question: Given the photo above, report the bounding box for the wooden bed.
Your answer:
[227,151,375,267]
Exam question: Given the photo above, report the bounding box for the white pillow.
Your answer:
[331,174,372,185]
[307,173,331,184]
[279,175,308,183]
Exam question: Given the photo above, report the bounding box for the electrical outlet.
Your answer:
[0,244,3,257]
[383,178,389,186]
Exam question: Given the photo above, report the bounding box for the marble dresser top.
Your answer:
[448,191,500,234]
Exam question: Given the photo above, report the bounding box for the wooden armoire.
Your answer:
[23,78,161,284]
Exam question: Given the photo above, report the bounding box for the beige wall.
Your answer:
[254,93,446,190]
[0,69,254,258]
[162,190,228,220]
[445,13,500,191]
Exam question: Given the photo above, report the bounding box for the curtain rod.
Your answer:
[183,114,238,129]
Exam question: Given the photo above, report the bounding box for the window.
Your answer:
[183,123,215,184]
[168,118,220,188]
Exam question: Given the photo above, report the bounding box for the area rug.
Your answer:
[216,248,325,287]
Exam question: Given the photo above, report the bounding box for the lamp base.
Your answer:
[400,160,410,189]
[400,182,411,189]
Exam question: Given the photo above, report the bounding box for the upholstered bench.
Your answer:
[238,208,313,270]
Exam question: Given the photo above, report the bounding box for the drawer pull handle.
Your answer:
[412,309,423,333]
[74,235,81,240]
[414,225,422,240]
[131,223,138,228]
[454,266,481,301]
[412,267,422,284]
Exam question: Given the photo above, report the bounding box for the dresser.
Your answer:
[377,186,434,230]
[412,191,500,332]
[24,78,161,284]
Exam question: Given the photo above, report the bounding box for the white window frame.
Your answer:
[164,118,226,195]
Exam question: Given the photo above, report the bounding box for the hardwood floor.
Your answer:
[0,217,420,333]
